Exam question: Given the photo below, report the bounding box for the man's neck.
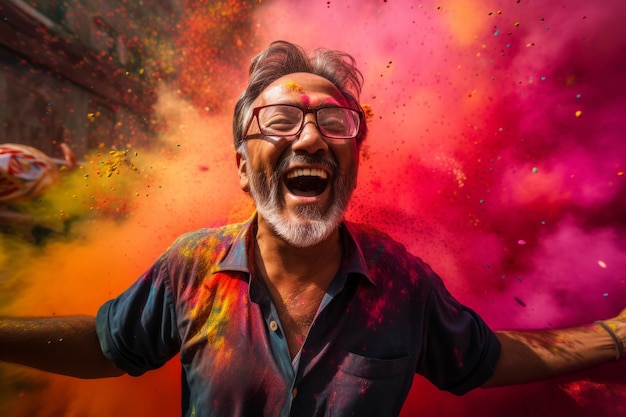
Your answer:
[254,215,344,358]
[254,216,343,287]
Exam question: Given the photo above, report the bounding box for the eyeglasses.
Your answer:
[246,104,362,140]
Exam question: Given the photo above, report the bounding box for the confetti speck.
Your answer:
[514,297,527,307]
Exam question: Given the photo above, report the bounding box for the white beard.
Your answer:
[244,150,355,248]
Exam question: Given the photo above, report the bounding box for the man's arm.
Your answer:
[0,315,125,378]
[483,308,625,387]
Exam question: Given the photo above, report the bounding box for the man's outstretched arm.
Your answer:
[483,308,625,387]
[0,315,124,378]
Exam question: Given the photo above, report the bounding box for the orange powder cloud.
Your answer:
[0,87,254,416]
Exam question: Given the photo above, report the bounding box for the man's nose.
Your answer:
[292,115,328,154]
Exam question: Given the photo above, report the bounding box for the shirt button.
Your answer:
[292,387,298,398]
[269,320,278,331]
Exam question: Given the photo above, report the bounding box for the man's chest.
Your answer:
[175,272,420,417]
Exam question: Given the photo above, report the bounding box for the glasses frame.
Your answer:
[245,104,363,140]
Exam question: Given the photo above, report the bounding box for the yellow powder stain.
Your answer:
[284,81,303,92]
[187,278,240,365]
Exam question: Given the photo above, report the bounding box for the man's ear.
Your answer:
[236,151,250,192]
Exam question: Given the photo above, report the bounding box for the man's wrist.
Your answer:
[596,320,624,361]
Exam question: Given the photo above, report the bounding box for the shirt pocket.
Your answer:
[338,351,413,379]
[326,352,415,416]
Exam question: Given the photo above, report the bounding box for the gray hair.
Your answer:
[232,40,368,150]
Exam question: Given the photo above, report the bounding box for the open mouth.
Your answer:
[284,168,329,197]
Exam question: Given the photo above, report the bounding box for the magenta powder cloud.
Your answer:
[256,0,626,414]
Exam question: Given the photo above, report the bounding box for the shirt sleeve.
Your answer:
[416,272,501,395]
[96,254,181,376]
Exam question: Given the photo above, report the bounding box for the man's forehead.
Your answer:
[257,72,348,107]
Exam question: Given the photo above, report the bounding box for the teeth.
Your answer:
[286,168,328,179]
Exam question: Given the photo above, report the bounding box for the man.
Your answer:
[0,40,624,417]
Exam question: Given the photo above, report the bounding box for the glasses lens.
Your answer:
[256,105,361,139]
[317,107,360,138]
[258,105,303,136]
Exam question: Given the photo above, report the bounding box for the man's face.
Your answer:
[237,72,359,248]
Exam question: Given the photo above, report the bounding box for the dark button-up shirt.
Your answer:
[97,216,500,417]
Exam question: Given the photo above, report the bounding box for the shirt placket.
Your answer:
[288,271,350,416]
[263,283,344,417]
[247,231,359,417]
[264,301,298,417]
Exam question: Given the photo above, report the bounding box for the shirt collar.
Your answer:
[340,222,375,286]
[214,214,256,274]
[215,213,375,286]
